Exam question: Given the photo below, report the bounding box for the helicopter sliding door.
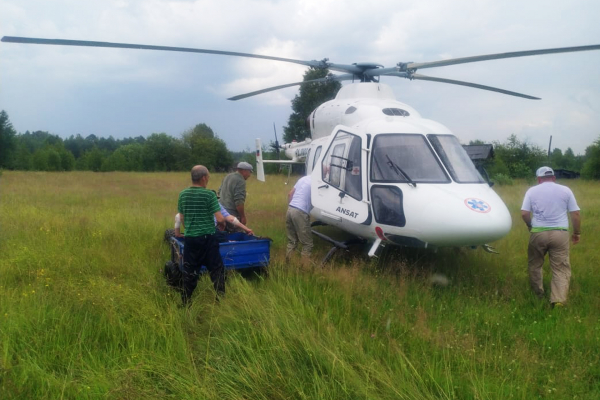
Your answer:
[311,128,370,225]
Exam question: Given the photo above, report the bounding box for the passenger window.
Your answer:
[312,146,322,171]
[322,131,362,200]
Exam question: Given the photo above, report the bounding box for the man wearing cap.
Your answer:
[218,162,253,225]
[521,166,581,307]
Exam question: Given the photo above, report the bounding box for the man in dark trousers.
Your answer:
[521,166,581,308]
[178,165,226,304]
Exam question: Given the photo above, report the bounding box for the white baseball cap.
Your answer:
[536,166,554,177]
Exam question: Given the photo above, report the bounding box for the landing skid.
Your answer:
[481,244,499,254]
[310,225,367,265]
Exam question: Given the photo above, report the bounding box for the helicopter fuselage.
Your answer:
[258,82,512,254]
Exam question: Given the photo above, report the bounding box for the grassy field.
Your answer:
[1,171,599,399]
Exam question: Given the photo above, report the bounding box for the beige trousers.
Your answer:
[286,207,313,259]
[528,230,571,304]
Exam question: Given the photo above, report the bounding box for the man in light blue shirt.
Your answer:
[286,175,313,261]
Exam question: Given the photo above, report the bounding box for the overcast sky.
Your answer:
[1,0,599,154]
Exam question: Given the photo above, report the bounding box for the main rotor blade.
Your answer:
[228,74,354,101]
[407,44,600,70]
[1,36,325,69]
[410,73,540,100]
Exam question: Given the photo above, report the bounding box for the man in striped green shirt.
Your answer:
[178,165,226,304]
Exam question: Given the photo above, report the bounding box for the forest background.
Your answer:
[1,108,599,181]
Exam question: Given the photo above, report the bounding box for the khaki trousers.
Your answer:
[286,207,313,259]
[528,230,571,304]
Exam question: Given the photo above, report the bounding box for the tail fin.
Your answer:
[255,138,265,182]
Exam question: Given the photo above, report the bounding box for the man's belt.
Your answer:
[289,205,308,214]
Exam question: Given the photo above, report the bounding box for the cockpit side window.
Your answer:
[428,135,486,183]
[371,185,406,227]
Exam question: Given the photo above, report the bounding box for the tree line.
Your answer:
[1,102,599,179]
[472,134,600,181]
[0,111,237,172]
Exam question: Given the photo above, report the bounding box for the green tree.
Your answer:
[549,148,564,169]
[562,148,577,170]
[101,151,126,172]
[98,136,118,153]
[283,68,341,143]
[581,137,600,180]
[0,110,17,168]
[28,131,61,151]
[32,149,49,171]
[58,148,76,171]
[142,133,182,171]
[46,148,62,171]
[181,124,233,172]
[101,143,144,171]
[11,143,32,170]
[487,155,510,177]
[492,135,546,179]
[77,147,105,172]
[64,134,95,159]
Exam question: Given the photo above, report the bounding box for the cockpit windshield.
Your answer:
[428,134,486,183]
[371,134,450,183]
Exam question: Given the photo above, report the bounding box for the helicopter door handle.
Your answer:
[318,184,329,189]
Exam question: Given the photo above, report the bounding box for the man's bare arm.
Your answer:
[236,203,246,225]
[226,216,253,235]
[214,211,225,225]
[520,210,532,231]
[175,213,183,237]
[570,210,581,244]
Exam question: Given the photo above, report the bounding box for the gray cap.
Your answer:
[237,161,253,171]
[536,166,554,177]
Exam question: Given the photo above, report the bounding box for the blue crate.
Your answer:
[170,232,270,272]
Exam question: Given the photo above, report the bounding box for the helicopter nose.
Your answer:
[402,184,512,247]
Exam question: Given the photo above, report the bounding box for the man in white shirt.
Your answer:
[286,175,313,261]
[521,166,581,307]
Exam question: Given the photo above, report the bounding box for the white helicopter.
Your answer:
[3,36,599,259]
[255,81,514,260]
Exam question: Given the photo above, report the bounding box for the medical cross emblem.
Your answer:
[464,198,491,213]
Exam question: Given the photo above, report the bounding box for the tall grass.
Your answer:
[1,172,599,399]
